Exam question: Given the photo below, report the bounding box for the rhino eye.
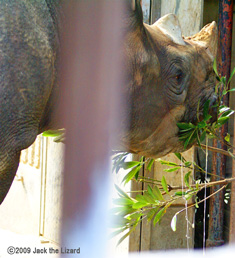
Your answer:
[175,71,183,84]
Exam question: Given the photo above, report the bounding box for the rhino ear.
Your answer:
[185,22,218,59]
[151,14,186,46]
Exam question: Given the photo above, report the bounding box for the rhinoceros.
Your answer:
[0,0,217,204]
[121,2,218,157]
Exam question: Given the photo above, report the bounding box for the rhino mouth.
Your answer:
[176,93,218,150]
[181,91,218,125]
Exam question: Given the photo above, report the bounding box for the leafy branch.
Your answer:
[177,59,235,152]
[111,61,235,245]
[42,129,66,143]
[110,152,235,244]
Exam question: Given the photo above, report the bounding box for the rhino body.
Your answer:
[0,1,217,204]
[0,0,61,204]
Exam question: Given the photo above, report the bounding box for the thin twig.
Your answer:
[168,176,235,191]
[175,185,226,216]
[193,163,223,179]
[196,143,231,157]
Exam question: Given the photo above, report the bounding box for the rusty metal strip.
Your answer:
[207,0,233,248]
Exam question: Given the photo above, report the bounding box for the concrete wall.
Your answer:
[0,136,64,244]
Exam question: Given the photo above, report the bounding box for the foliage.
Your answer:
[177,59,235,150]
[110,151,235,244]
[42,129,65,143]
[110,61,235,245]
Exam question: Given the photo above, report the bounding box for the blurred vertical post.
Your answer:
[58,1,124,257]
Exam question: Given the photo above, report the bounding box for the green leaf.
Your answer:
[219,106,230,113]
[161,176,169,194]
[122,165,141,185]
[177,122,196,130]
[200,131,207,142]
[196,130,202,148]
[203,100,210,120]
[217,116,229,126]
[195,196,199,208]
[213,58,218,77]
[204,114,213,122]
[221,109,234,118]
[185,192,195,201]
[222,89,228,96]
[215,82,220,95]
[184,171,191,189]
[152,186,164,201]
[225,133,230,143]
[111,216,130,228]
[157,159,179,167]
[221,76,227,86]
[227,88,235,93]
[135,194,148,203]
[118,207,137,217]
[153,207,166,226]
[122,161,142,170]
[184,161,192,167]
[147,185,155,199]
[228,67,235,85]
[117,227,135,246]
[115,185,132,200]
[174,153,186,162]
[112,152,129,173]
[134,170,140,180]
[197,120,207,129]
[143,192,157,204]
[147,159,155,171]
[132,202,147,209]
[113,197,134,206]
[179,131,195,140]
[127,213,143,221]
[183,129,197,149]
[171,214,177,232]
[42,130,64,137]
[147,207,159,222]
[164,167,180,172]
[174,191,187,196]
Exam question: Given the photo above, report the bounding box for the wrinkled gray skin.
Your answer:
[0,0,61,204]
[0,0,217,204]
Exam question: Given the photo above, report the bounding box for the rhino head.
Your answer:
[121,3,218,158]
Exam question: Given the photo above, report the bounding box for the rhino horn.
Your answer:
[125,0,143,29]
[185,21,218,59]
[151,14,186,46]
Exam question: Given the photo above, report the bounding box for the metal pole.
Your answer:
[58,1,124,257]
[207,0,233,248]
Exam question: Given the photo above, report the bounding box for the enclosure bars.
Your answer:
[207,0,234,248]
[58,1,124,257]
[230,3,235,243]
